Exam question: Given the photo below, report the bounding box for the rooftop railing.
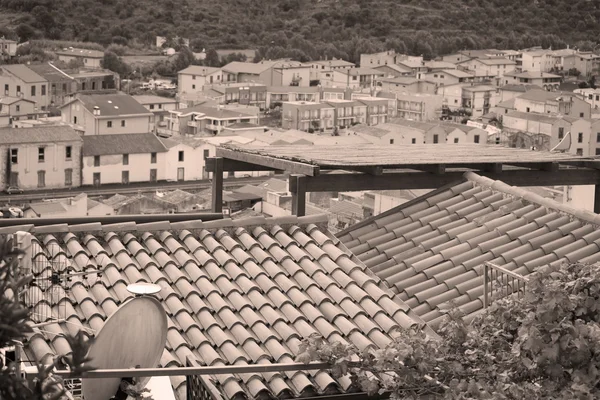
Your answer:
[483,261,529,308]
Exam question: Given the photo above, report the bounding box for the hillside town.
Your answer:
[4,38,600,400]
[0,44,599,227]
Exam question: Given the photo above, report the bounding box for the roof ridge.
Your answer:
[464,172,600,225]
[0,214,330,235]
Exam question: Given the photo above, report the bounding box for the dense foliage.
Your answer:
[297,262,600,399]
[0,0,599,62]
[0,237,93,400]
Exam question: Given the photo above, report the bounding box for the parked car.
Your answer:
[5,186,24,194]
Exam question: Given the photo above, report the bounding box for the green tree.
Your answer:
[298,262,600,399]
[203,48,220,67]
[101,51,131,76]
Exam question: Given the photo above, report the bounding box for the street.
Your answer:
[0,176,272,204]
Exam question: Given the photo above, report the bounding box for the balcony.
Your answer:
[187,121,198,127]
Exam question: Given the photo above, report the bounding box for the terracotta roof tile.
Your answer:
[19,215,432,399]
[337,172,600,326]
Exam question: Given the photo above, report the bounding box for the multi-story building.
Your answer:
[394,92,444,121]
[266,86,320,108]
[177,66,223,96]
[396,59,428,77]
[60,92,153,135]
[221,61,311,87]
[503,110,575,150]
[319,68,385,89]
[132,95,179,133]
[69,69,120,93]
[588,119,600,155]
[282,101,335,132]
[0,125,83,191]
[320,87,352,101]
[0,38,17,58]
[377,77,437,94]
[306,59,355,82]
[0,64,50,110]
[372,64,414,78]
[207,83,268,110]
[456,57,517,86]
[461,85,497,118]
[0,97,45,122]
[498,84,542,102]
[82,133,167,185]
[351,97,388,126]
[513,90,591,118]
[359,51,422,68]
[521,50,555,72]
[27,63,77,109]
[326,99,367,128]
[503,71,562,91]
[421,69,474,86]
[166,105,259,136]
[56,48,104,69]
[574,88,600,111]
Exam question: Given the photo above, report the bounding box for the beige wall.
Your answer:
[61,101,151,135]
[0,73,50,109]
[0,141,82,190]
[82,152,166,185]
[58,55,102,69]
[178,71,223,96]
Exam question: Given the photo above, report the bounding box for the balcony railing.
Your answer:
[187,121,198,127]
[483,261,529,308]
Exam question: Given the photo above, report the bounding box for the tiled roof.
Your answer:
[347,68,385,76]
[26,202,68,216]
[504,110,566,124]
[70,93,152,117]
[17,214,433,400]
[337,172,600,329]
[310,59,355,68]
[475,58,516,66]
[387,118,439,132]
[0,96,34,105]
[132,95,178,105]
[2,64,46,83]
[496,98,516,109]
[438,69,472,78]
[516,89,576,102]
[27,63,74,83]
[222,61,277,75]
[501,84,542,92]
[0,125,82,144]
[82,133,167,156]
[330,199,363,217]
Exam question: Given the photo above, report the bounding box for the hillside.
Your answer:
[0,0,599,62]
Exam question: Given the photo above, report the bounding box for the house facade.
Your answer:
[0,64,50,110]
[321,68,385,89]
[0,38,17,58]
[282,101,335,132]
[394,92,444,121]
[56,48,104,69]
[377,77,437,94]
[60,92,153,135]
[266,86,320,108]
[0,126,83,191]
[326,100,368,128]
[513,90,591,118]
[177,66,223,96]
[132,95,179,133]
[81,133,168,185]
[27,63,77,109]
[461,85,497,118]
[574,88,600,111]
[503,110,574,150]
[166,105,259,136]
[503,71,561,91]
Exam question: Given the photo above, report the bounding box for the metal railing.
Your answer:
[483,261,529,308]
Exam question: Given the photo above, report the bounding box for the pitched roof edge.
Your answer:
[464,172,600,225]
[0,213,331,235]
[335,180,465,238]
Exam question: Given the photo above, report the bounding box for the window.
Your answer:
[4,84,8,95]
[474,135,480,143]
[123,154,129,165]
[158,104,162,109]
[62,83,67,92]
[580,112,585,118]
[150,169,157,182]
[433,134,439,144]
[597,132,600,143]
[411,138,416,144]
[558,127,564,139]
[16,85,20,95]
[121,120,125,127]
[107,121,112,128]
[389,139,394,144]
[192,75,196,80]
[38,147,45,162]
[93,172,101,186]
[73,116,77,124]
[92,81,96,90]
[94,155,100,167]
[454,138,459,143]
[192,84,196,89]
[150,104,155,110]
[578,132,583,143]
[203,150,209,159]
[122,171,129,184]
[150,152,157,164]
[82,82,86,90]
[65,169,72,186]
[65,146,72,160]
[10,149,17,164]
[178,151,184,162]
[31,86,36,96]
[41,85,46,96]
[576,148,583,155]
[15,105,20,112]
[37,171,45,188]
[526,107,530,112]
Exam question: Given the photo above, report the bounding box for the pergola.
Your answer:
[206,144,600,216]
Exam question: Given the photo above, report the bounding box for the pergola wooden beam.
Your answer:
[216,148,320,176]
[291,169,600,193]
[210,157,223,213]
[290,175,307,217]
[205,157,280,173]
[503,161,559,172]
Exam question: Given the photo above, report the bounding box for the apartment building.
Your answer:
[503,71,561,91]
[56,48,104,69]
[282,101,335,132]
[513,90,591,118]
[0,64,50,110]
[166,105,259,136]
[457,57,517,85]
[503,110,575,150]
[461,85,497,118]
[574,88,600,110]
[82,133,167,185]
[326,99,367,127]
[207,83,268,109]
[132,94,179,133]
[319,68,385,89]
[221,61,310,87]
[0,126,83,190]
[377,77,437,94]
[395,92,444,121]
[354,97,388,126]
[60,92,153,135]
[178,66,223,97]
[27,63,77,108]
[359,51,422,68]
[521,50,555,72]
[266,86,320,108]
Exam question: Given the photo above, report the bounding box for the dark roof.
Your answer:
[178,66,221,76]
[1,64,46,83]
[223,192,263,202]
[17,215,433,399]
[70,93,152,117]
[337,172,600,329]
[0,125,82,144]
[501,84,542,92]
[82,133,167,156]
[55,47,104,58]
[27,63,74,83]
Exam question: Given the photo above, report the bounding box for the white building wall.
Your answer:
[82,153,167,185]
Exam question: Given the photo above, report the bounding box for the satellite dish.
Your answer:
[126,282,162,296]
[82,297,167,400]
